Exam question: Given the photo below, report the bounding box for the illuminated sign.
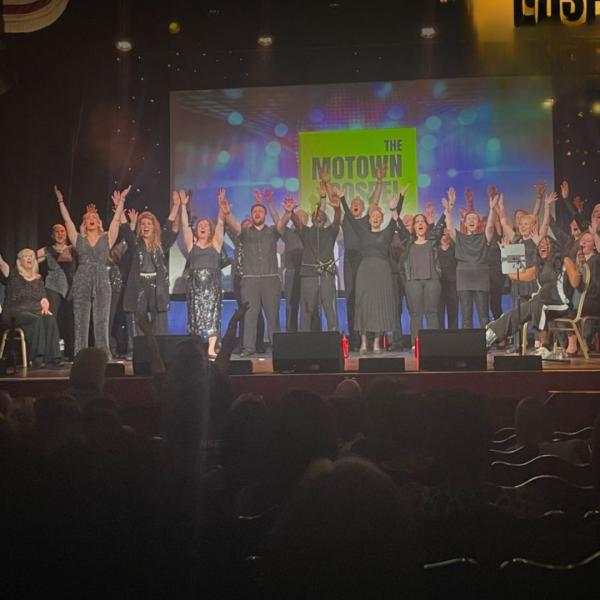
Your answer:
[514,0,600,26]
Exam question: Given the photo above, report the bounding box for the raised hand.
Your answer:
[465,188,474,209]
[127,208,138,225]
[447,187,456,208]
[263,189,273,204]
[331,184,343,198]
[172,190,181,209]
[282,196,297,212]
[489,194,500,211]
[487,185,497,199]
[319,167,331,183]
[389,193,399,212]
[253,189,263,205]
[544,191,558,206]
[86,203,98,214]
[375,163,387,181]
[317,180,327,197]
[218,191,231,215]
[442,197,450,212]
[535,181,546,197]
[329,194,341,209]
[560,180,569,199]
[120,184,132,200]
[399,183,409,197]
[54,185,64,203]
[425,202,435,224]
[497,194,506,212]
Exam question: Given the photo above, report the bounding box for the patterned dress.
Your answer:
[187,245,222,338]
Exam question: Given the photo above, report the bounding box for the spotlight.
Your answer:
[257,34,273,47]
[115,39,133,52]
[168,21,181,34]
[591,101,600,115]
[420,26,437,39]
[542,98,555,109]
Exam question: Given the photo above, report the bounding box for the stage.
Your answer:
[1,349,600,436]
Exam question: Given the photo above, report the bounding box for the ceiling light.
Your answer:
[115,39,133,52]
[542,98,555,109]
[420,26,437,39]
[258,35,273,47]
[168,21,181,34]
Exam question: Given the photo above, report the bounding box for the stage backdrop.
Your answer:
[170,76,554,293]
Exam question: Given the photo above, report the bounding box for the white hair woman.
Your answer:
[0,248,62,368]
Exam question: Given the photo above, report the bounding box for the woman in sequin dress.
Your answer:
[54,184,128,357]
[179,188,225,358]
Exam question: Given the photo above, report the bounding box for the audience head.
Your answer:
[517,213,536,238]
[69,348,108,394]
[266,457,419,596]
[296,209,309,227]
[580,231,596,256]
[464,211,482,234]
[413,214,429,239]
[514,396,547,446]
[334,378,362,402]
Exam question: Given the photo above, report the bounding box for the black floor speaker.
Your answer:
[272,332,343,373]
[228,360,253,375]
[105,362,126,377]
[493,355,542,371]
[358,357,405,373]
[133,334,200,375]
[419,329,487,371]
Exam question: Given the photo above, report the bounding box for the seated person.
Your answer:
[0,249,62,367]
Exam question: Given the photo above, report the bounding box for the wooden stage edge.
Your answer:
[1,351,600,406]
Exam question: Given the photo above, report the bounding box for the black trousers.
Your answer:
[299,274,338,332]
[130,276,168,336]
[404,279,441,342]
[489,271,506,321]
[458,290,489,329]
[283,267,301,332]
[233,274,265,351]
[46,288,74,359]
[241,275,281,353]
[439,278,458,329]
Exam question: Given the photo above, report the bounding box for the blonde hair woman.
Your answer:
[54,184,128,356]
[0,248,62,367]
[120,196,181,336]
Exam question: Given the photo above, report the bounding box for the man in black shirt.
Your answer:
[286,195,341,331]
[221,198,281,357]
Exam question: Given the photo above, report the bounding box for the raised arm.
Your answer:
[496,194,515,241]
[442,187,457,242]
[212,188,226,253]
[263,189,280,226]
[169,191,181,233]
[54,185,78,245]
[564,256,581,289]
[328,193,342,232]
[368,164,387,206]
[486,195,499,243]
[108,185,129,248]
[532,181,545,219]
[219,191,239,236]
[179,190,194,253]
[537,192,558,240]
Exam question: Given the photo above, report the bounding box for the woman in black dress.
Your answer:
[341,190,400,354]
[37,223,76,359]
[0,249,61,367]
[179,188,225,359]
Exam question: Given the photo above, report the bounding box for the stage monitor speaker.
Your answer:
[494,355,542,371]
[358,357,405,373]
[419,329,487,371]
[133,334,200,376]
[272,332,343,373]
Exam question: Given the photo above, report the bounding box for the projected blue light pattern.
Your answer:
[170,76,554,292]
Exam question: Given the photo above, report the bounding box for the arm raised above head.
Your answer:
[54,185,79,245]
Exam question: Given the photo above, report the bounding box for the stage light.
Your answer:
[168,21,181,34]
[258,34,273,47]
[420,26,437,39]
[115,39,133,52]
[542,98,555,109]
[592,101,600,115]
